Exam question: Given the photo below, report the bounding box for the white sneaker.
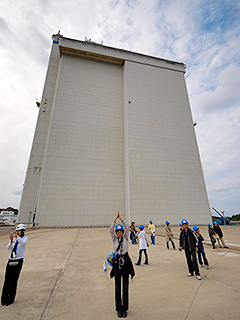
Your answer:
[200,264,204,268]
[205,265,209,270]
[187,273,193,277]
[197,275,202,280]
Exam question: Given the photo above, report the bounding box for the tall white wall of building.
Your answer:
[35,54,124,227]
[19,43,61,224]
[19,37,210,227]
[125,61,210,225]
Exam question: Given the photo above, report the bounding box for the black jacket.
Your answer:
[208,227,215,238]
[179,228,198,251]
[110,252,135,279]
[213,225,223,237]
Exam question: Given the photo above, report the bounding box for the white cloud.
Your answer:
[11,183,23,195]
[0,0,239,215]
[191,64,240,114]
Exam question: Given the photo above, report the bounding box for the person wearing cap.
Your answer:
[213,221,228,248]
[1,224,28,306]
[165,221,175,250]
[135,225,148,266]
[179,222,183,233]
[193,226,209,269]
[208,223,216,249]
[179,219,201,280]
[148,220,156,245]
[129,222,137,244]
[110,212,135,318]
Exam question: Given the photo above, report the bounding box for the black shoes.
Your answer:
[117,310,127,318]
[2,301,13,306]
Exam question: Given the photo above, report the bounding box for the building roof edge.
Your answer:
[52,34,186,72]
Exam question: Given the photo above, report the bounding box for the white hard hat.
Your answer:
[15,223,26,231]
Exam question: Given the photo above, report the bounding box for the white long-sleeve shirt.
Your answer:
[137,230,148,250]
[7,235,28,260]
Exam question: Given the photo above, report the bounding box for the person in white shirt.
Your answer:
[135,225,148,266]
[1,223,28,306]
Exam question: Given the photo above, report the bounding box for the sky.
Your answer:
[0,0,239,217]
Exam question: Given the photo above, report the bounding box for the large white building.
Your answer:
[18,34,211,227]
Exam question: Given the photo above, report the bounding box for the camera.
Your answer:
[119,257,124,266]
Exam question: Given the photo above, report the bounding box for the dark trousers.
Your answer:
[137,249,148,265]
[114,265,129,312]
[166,239,175,249]
[1,259,23,305]
[185,250,200,275]
[130,232,137,244]
[150,234,155,244]
[210,237,216,248]
[197,249,209,266]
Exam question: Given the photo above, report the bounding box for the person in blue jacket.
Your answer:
[193,226,209,269]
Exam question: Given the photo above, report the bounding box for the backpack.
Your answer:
[107,251,118,267]
[106,237,123,267]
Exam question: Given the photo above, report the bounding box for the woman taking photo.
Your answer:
[110,212,135,318]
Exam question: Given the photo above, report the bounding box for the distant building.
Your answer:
[18,34,211,227]
[0,211,17,226]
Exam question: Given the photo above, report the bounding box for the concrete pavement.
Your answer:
[0,225,240,320]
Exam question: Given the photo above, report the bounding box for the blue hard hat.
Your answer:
[179,222,182,226]
[213,221,217,225]
[208,223,211,227]
[181,219,188,225]
[139,225,144,230]
[166,221,170,225]
[193,226,199,231]
[115,224,124,232]
[149,220,152,223]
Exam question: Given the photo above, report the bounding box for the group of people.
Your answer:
[109,214,228,318]
[179,220,228,280]
[179,219,208,280]
[208,221,228,249]
[1,216,228,319]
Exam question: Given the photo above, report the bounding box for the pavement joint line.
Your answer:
[155,232,240,252]
[210,280,240,294]
[184,275,205,320]
[161,254,186,269]
[184,252,227,320]
[159,241,240,296]
[39,228,80,320]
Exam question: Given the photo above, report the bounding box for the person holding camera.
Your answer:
[110,212,135,318]
[1,223,28,306]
